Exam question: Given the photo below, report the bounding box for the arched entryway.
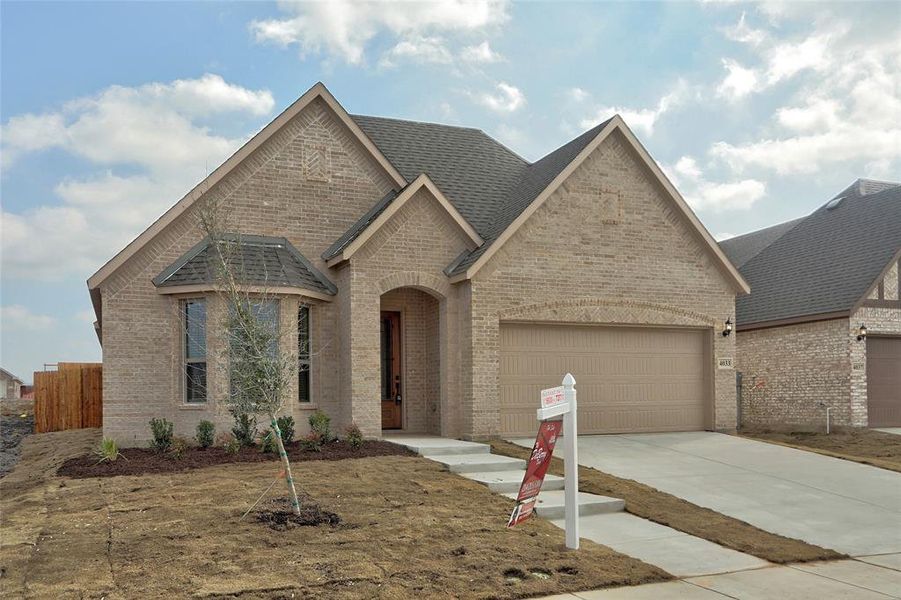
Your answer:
[379,286,442,434]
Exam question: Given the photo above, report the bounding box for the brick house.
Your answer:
[87,83,748,445]
[721,179,901,429]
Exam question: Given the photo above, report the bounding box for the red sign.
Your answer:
[507,419,563,527]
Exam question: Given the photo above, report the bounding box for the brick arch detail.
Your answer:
[375,271,450,300]
[497,297,718,328]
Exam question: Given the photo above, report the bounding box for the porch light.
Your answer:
[722,317,733,337]
[857,324,867,342]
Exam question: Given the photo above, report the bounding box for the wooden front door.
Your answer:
[381,311,403,429]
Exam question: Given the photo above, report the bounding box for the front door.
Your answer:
[381,311,403,429]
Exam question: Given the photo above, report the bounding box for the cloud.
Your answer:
[379,36,453,68]
[470,82,525,113]
[1,75,273,280]
[460,41,503,63]
[0,305,56,331]
[665,156,766,212]
[775,98,841,132]
[722,12,766,46]
[716,59,759,100]
[568,87,589,102]
[251,0,510,65]
[578,82,687,135]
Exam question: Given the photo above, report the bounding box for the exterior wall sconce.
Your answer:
[857,324,867,341]
[723,317,733,337]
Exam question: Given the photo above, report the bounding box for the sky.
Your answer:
[1,0,900,383]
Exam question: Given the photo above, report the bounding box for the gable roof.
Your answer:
[728,180,901,328]
[0,368,23,384]
[720,217,804,268]
[154,234,336,297]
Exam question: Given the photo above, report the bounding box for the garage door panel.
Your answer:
[499,323,710,436]
[867,337,901,427]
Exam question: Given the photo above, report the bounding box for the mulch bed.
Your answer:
[57,439,414,478]
[253,497,342,531]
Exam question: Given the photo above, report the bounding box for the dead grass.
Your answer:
[1,430,669,599]
[490,440,844,565]
[739,429,901,473]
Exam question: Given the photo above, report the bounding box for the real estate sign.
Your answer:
[506,419,563,528]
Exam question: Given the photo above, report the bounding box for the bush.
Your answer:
[149,418,173,453]
[276,415,295,444]
[195,420,215,449]
[308,410,332,442]
[231,411,257,447]
[344,423,364,450]
[300,431,323,452]
[169,436,190,460]
[259,430,278,454]
[223,438,241,455]
[95,438,123,463]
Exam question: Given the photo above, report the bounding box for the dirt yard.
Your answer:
[740,429,901,473]
[490,440,843,564]
[1,430,669,599]
[1,398,34,478]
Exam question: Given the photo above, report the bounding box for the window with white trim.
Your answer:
[183,299,207,403]
[298,305,311,403]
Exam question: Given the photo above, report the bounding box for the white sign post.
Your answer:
[536,373,579,550]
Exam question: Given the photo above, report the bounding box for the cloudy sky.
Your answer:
[2,0,899,382]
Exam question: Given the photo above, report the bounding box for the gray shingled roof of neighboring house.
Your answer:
[348,114,614,275]
[154,234,336,295]
[730,180,901,327]
[719,217,805,268]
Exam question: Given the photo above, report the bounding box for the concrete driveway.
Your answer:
[568,432,901,556]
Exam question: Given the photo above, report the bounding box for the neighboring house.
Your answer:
[721,179,901,429]
[88,83,748,445]
[1,368,24,399]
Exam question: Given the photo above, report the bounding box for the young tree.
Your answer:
[195,198,303,516]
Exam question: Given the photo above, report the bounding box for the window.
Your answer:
[184,299,207,403]
[298,305,311,403]
[229,300,279,399]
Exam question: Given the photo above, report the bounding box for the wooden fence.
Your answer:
[33,363,102,433]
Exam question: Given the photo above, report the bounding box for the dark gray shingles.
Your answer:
[321,190,399,260]
[719,217,805,268]
[736,185,901,326]
[154,234,336,295]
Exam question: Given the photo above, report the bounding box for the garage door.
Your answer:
[867,337,901,427]
[499,323,711,436]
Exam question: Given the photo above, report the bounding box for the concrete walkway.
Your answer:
[876,428,901,436]
[536,554,901,599]
[387,434,768,578]
[514,432,901,556]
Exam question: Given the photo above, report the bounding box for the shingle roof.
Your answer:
[729,180,901,327]
[321,190,398,260]
[719,217,804,268]
[349,114,613,275]
[0,368,23,383]
[154,234,336,295]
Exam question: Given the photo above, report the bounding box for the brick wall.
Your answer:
[101,98,394,445]
[735,318,851,429]
[466,130,739,438]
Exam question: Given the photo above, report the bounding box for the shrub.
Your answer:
[195,420,215,449]
[344,423,364,450]
[259,430,278,454]
[308,410,332,442]
[95,438,123,463]
[223,438,241,455]
[276,415,295,444]
[300,431,323,452]
[169,436,190,460]
[149,418,173,453]
[231,411,257,447]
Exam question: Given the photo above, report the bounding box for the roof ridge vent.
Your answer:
[825,196,845,210]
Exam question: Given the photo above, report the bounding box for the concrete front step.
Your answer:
[461,469,565,493]
[384,435,490,456]
[504,490,625,519]
[430,453,526,473]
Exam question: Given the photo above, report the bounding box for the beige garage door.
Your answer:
[867,337,901,427]
[499,323,711,436]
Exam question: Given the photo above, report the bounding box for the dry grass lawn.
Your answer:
[1,430,669,599]
[740,429,901,473]
[490,440,844,565]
